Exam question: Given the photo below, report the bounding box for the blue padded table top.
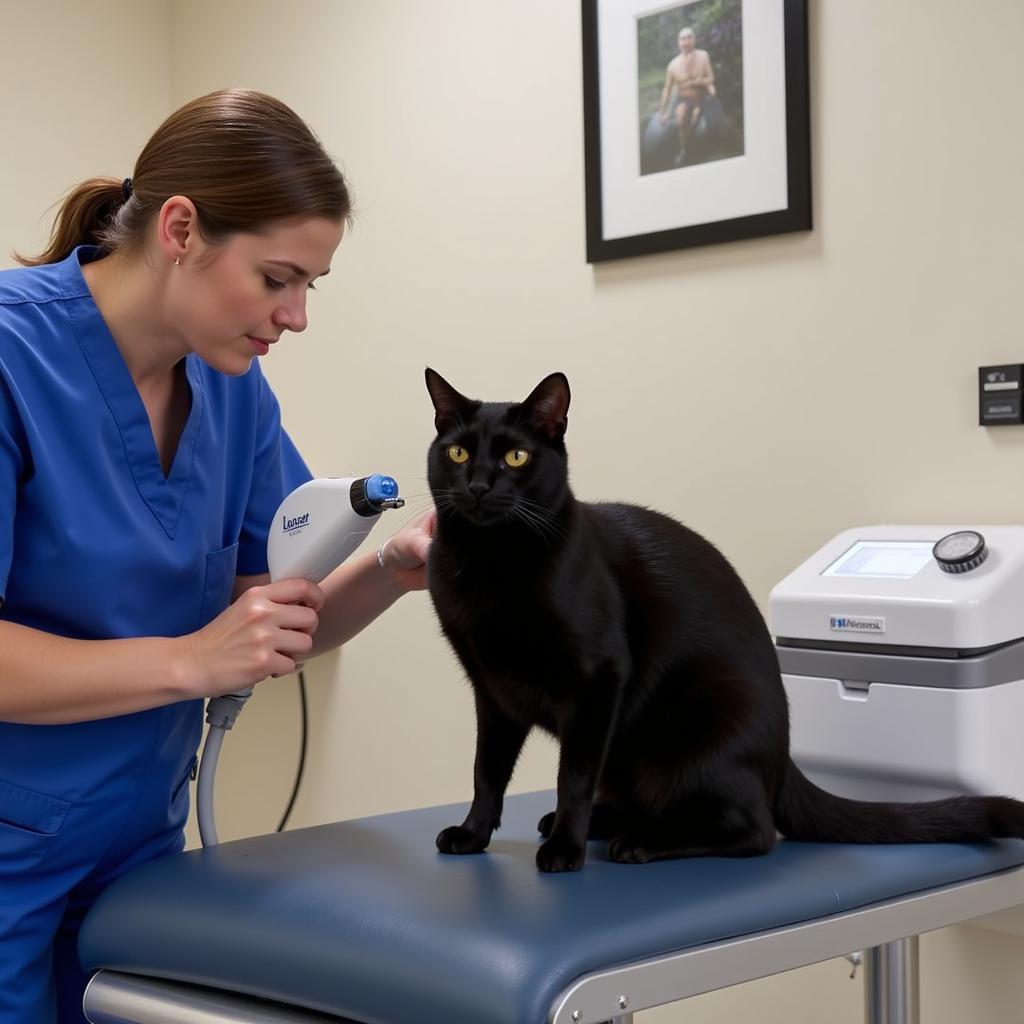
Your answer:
[79,790,1024,1024]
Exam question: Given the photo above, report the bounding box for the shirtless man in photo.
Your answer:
[658,27,716,162]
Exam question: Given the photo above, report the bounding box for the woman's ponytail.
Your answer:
[15,177,129,267]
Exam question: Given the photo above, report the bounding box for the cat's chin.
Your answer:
[452,502,509,528]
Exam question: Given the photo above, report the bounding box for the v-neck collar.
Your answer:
[60,246,206,540]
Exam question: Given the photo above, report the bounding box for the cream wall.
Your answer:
[5,1,1024,1022]
[2,2,171,258]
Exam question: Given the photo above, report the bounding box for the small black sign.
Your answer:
[979,365,1024,425]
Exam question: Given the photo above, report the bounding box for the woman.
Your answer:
[0,88,432,1022]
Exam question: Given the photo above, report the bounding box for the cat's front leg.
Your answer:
[437,689,531,855]
[537,801,632,840]
[537,664,623,872]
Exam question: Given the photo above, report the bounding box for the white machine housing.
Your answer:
[770,525,1024,804]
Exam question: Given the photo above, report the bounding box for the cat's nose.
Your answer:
[468,481,490,501]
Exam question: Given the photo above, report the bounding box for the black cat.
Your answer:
[424,368,1024,872]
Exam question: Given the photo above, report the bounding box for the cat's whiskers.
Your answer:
[505,496,567,541]
[503,500,566,545]
[507,505,554,544]
[385,498,438,530]
[430,494,460,522]
[516,501,568,536]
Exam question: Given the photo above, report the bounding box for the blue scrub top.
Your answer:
[0,245,311,808]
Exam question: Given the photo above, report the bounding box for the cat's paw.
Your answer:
[536,834,585,872]
[607,834,656,864]
[536,811,555,838]
[436,825,490,855]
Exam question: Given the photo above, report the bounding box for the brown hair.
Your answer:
[16,89,351,267]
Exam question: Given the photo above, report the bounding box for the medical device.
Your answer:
[771,524,1024,804]
[196,475,405,846]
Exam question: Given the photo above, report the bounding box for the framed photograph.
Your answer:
[582,0,810,262]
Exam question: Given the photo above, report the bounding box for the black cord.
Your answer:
[276,668,308,832]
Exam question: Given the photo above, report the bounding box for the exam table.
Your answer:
[79,789,1024,1024]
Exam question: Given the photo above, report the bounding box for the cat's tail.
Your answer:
[774,758,1024,843]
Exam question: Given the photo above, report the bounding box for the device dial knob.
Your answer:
[932,530,988,573]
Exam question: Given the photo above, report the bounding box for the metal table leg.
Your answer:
[864,937,919,1024]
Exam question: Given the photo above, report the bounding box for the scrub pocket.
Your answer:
[197,542,239,629]
[171,755,198,807]
[166,753,199,839]
[0,776,71,872]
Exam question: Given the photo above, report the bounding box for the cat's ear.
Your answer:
[425,368,476,433]
[520,373,571,439]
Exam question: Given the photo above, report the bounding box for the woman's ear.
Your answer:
[155,195,199,266]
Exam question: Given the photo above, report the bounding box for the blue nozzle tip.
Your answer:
[365,474,399,504]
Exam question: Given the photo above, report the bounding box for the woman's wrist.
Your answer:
[168,634,207,700]
[375,538,415,595]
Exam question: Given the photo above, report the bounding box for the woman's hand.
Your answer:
[378,509,436,592]
[181,577,324,697]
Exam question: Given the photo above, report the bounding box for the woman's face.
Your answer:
[176,216,344,375]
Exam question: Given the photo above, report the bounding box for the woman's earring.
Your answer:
[174,257,181,266]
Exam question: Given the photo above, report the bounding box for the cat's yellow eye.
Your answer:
[447,444,470,464]
[504,448,530,468]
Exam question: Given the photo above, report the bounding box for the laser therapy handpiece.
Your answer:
[197,475,405,847]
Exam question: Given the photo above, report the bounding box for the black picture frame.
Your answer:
[582,0,811,263]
